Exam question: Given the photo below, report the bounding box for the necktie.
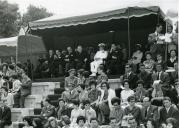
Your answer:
[157,72,160,80]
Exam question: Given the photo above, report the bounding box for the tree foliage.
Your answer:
[22,5,53,26]
[0,0,20,38]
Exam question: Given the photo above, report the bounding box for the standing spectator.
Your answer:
[124,96,141,125]
[75,45,89,70]
[90,43,108,76]
[148,24,165,58]
[20,73,32,108]
[1,86,14,108]
[47,50,54,77]
[0,100,12,128]
[56,98,70,120]
[65,69,78,90]
[10,74,22,108]
[107,43,123,75]
[90,118,100,128]
[167,50,178,68]
[96,65,108,85]
[159,97,179,125]
[41,60,50,78]
[65,47,75,73]
[26,59,34,79]
[110,97,124,126]
[120,80,134,105]
[41,98,56,120]
[121,63,138,89]
[56,50,64,76]
[53,54,60,77]
[81,100,96,125]
[143,51,155,73]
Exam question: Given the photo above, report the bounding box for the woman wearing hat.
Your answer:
[90,43,108,76]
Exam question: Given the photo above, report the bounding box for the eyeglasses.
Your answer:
[125,67,130,68]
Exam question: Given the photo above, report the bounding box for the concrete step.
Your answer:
[25,95,43,108]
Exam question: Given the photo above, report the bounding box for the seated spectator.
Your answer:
[110,97,124,126]
[159,97,179,125]
[41,98,56,120]
[1,86,14,108]
[0,73,5,89]
[134,80,148,102]
[166,118,178,128]
[146,119,156,128]
[107,43,123,75]
[155,53,167,71]
[22,116,33,128]
[167,50,178,68]
[82,71,90,89]
[10,74,22,108]
[61,115,71,128]
[7,64,16,77]
[90,43,108,76]
[96,65,108,85]
[76,116,88,128]
[64,47,75,73]
[70,100,82,125]
[64,69,78,90]
[81,100,96,125]
[56,98,70,120]
[79,84,88,103]
[90,118,100,128]
[109,117,119,128]
[46,117,60,128]
[138,63,152,89]
[128,117,139,128]
[74,45,89,70]
[121,63,138,89]
[124,96,141,125]
[20,73,32,108]
[151,81,164,103]
[0,100,12,128]
[32,118,44,128]
[77,69,85,85]
[141,97,158,126]
[143,51,155,73]
[121,80,134,105]
[169,62,178,85]
[61,83,79,104]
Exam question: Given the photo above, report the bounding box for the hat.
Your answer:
[98,43,105,47]
[68,69,76,73]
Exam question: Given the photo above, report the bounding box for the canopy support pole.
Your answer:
[127,7,131,58]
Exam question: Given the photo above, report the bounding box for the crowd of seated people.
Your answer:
[0,22,178,128]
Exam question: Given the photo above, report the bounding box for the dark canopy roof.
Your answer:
[29,6,165,30]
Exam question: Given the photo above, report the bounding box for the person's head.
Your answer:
[89,81,97,90]
[32,118,43,127]
[166,118,177,128]
[68,83,74,91]
[111,43,117,50]
[156,54,163,61]
[139,63,146,72]
[48,117,58,128]
[156,24,163,33]
[146,119,155,128]
[156,63,163,72]
[72,100,79,109]
[135,44,142,51]
[101,81,110,90]
[55,50,60,55]
[109,117,117,128]
[82,71,90,79]
[98,43,105,51]
[127,96,136,107]
[123,79,130,89]
[58,98,65,107]
[1,86,8,94]
[128,117,138,128]
[163,97,172,108]
[77,69,84,78]
[143,97,151,108]
[76,116,86,127]
[137,80,144,89]
[170,50,176,58]
[167,25,173,33]
[145,51,152,60]
[23,116,33,126]
[125,63,132,73]
[79,84,86,91]
[61,115,71,126]
[67,46,73,53]
[77,45,83,53]
[49,50,53,55]
[174,81,179,89]
[97,64,104,74]
[83,100,91,110]
[44,98,51,107]
[90,118,99,128]
[111,97,120,108]
[2,64,8,71]
[68,69,76,76]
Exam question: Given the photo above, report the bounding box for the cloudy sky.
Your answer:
[7,0,178,18]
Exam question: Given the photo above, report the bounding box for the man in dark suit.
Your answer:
[148,24,165,58]
[0,100,12,128]
[141,97,159,126]
[159,97,179,125]
[121,63,138,89]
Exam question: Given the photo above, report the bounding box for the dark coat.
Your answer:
[123,72,139,89]
[20,81,32,96]
[0,106,12,127]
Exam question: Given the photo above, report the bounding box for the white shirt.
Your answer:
[1,93,14,108]
[121,89,134,103]
[12,79,22,92]
[165,32,173,43]
[94,50,108,60]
